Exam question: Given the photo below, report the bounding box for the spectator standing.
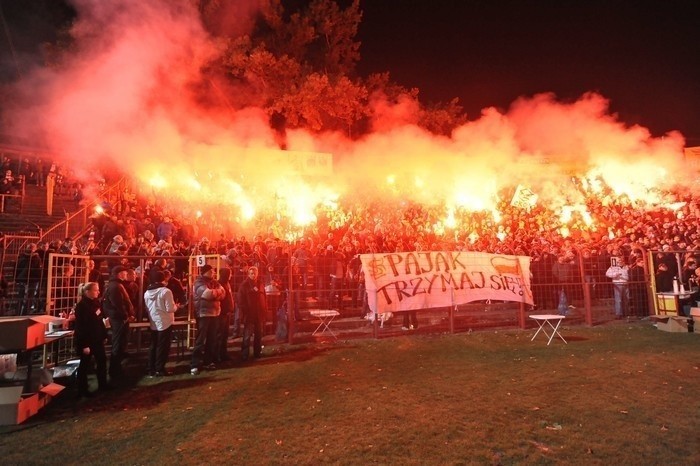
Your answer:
[124,268,142,320]
[329,246,346,310]
[190,265,225,375]
[292,239,311,298]
[163,268,186,309]
[35,157,45,187]
[144,271,177,377]
[581,249,600,299]
[73,282,109,397]
[346,252,362,311]
[55,263,77,316]
[263,264,282,332]
[681,257,698,291]
[157,216,176,243]
[216,267,235,362]
[102,265,134,382]
[315,245,334,305]
[148,258,167,285]
[87,259,105,293]
[654,262,674,292]
[552,254,576,315]
[238,266,267,361]
[15,243,42,315]
[231,260,248,337]
[100,217,119,250]
[628,256,648,317]
[606,256,630,318]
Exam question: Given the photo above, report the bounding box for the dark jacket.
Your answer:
[218,268,235,316]
[238,277,267,323]
[102,278,134,321]
[167,276,187,305]
[15,251,42,283]
[74,296,108,352]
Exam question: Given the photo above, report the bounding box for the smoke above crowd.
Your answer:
[5,0,690,235]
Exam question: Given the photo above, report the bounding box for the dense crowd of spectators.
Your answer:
[4,164,700,319]
[70,176,699,314]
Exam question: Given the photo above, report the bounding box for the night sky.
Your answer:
[356,0,700,142]
[1,0,698,143]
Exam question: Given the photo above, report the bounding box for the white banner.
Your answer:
[360,251,533,313]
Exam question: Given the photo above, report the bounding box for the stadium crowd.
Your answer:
[3,163,700,396]
[6,173,700,319]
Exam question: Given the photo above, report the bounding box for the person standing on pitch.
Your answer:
[144,271,177,377]
[238,266,268,361]
[190,265,225,375]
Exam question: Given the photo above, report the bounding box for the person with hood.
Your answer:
[148,258,167,285]
[238,266,268,361]
[102,265,134,382]
[144,271,177,377]
[190,265,225,375]
[73,282,109,397]
[215,267,235,362]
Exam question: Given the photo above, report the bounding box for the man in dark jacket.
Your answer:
[102,265,134,381]
[215,267,235,362]
[15,243,42,315]
[238,266,267,361]
[148,258,167,285]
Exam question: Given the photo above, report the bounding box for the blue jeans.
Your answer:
[612,284,629,316]
[557,288,568,316]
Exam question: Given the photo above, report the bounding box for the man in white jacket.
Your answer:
[144,271,177,377]
[605,257,629,319]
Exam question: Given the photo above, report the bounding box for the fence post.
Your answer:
[575,246,593,326]
[518,302,526,329]
[449,291,455,334]
[373,289,379,339]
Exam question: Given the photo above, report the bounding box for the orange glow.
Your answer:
[4,0,689,246]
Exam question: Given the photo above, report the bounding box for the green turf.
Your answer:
[2,322,699,465]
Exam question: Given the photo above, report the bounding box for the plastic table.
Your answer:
[530,314,567,345]
[308,310,340,339]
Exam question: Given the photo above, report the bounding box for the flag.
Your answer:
[511,184,538,209]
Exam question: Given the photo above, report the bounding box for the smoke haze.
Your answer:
[4,0,689,230]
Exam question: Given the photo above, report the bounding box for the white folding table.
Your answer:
[529,314,567,345]
[308,309,340,339]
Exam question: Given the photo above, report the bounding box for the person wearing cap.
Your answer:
[102,265,135,382]
[144,271,177,376]
[190,265,225,375]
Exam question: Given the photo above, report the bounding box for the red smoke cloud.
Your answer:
[4,0,689,231]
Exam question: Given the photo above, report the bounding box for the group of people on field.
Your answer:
[72,261,269,398]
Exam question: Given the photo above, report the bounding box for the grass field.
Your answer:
[2,321,699,465]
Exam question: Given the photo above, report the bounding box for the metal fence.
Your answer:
[275,248,668,343]
[40,176,128,245]
[3,245,696,350]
